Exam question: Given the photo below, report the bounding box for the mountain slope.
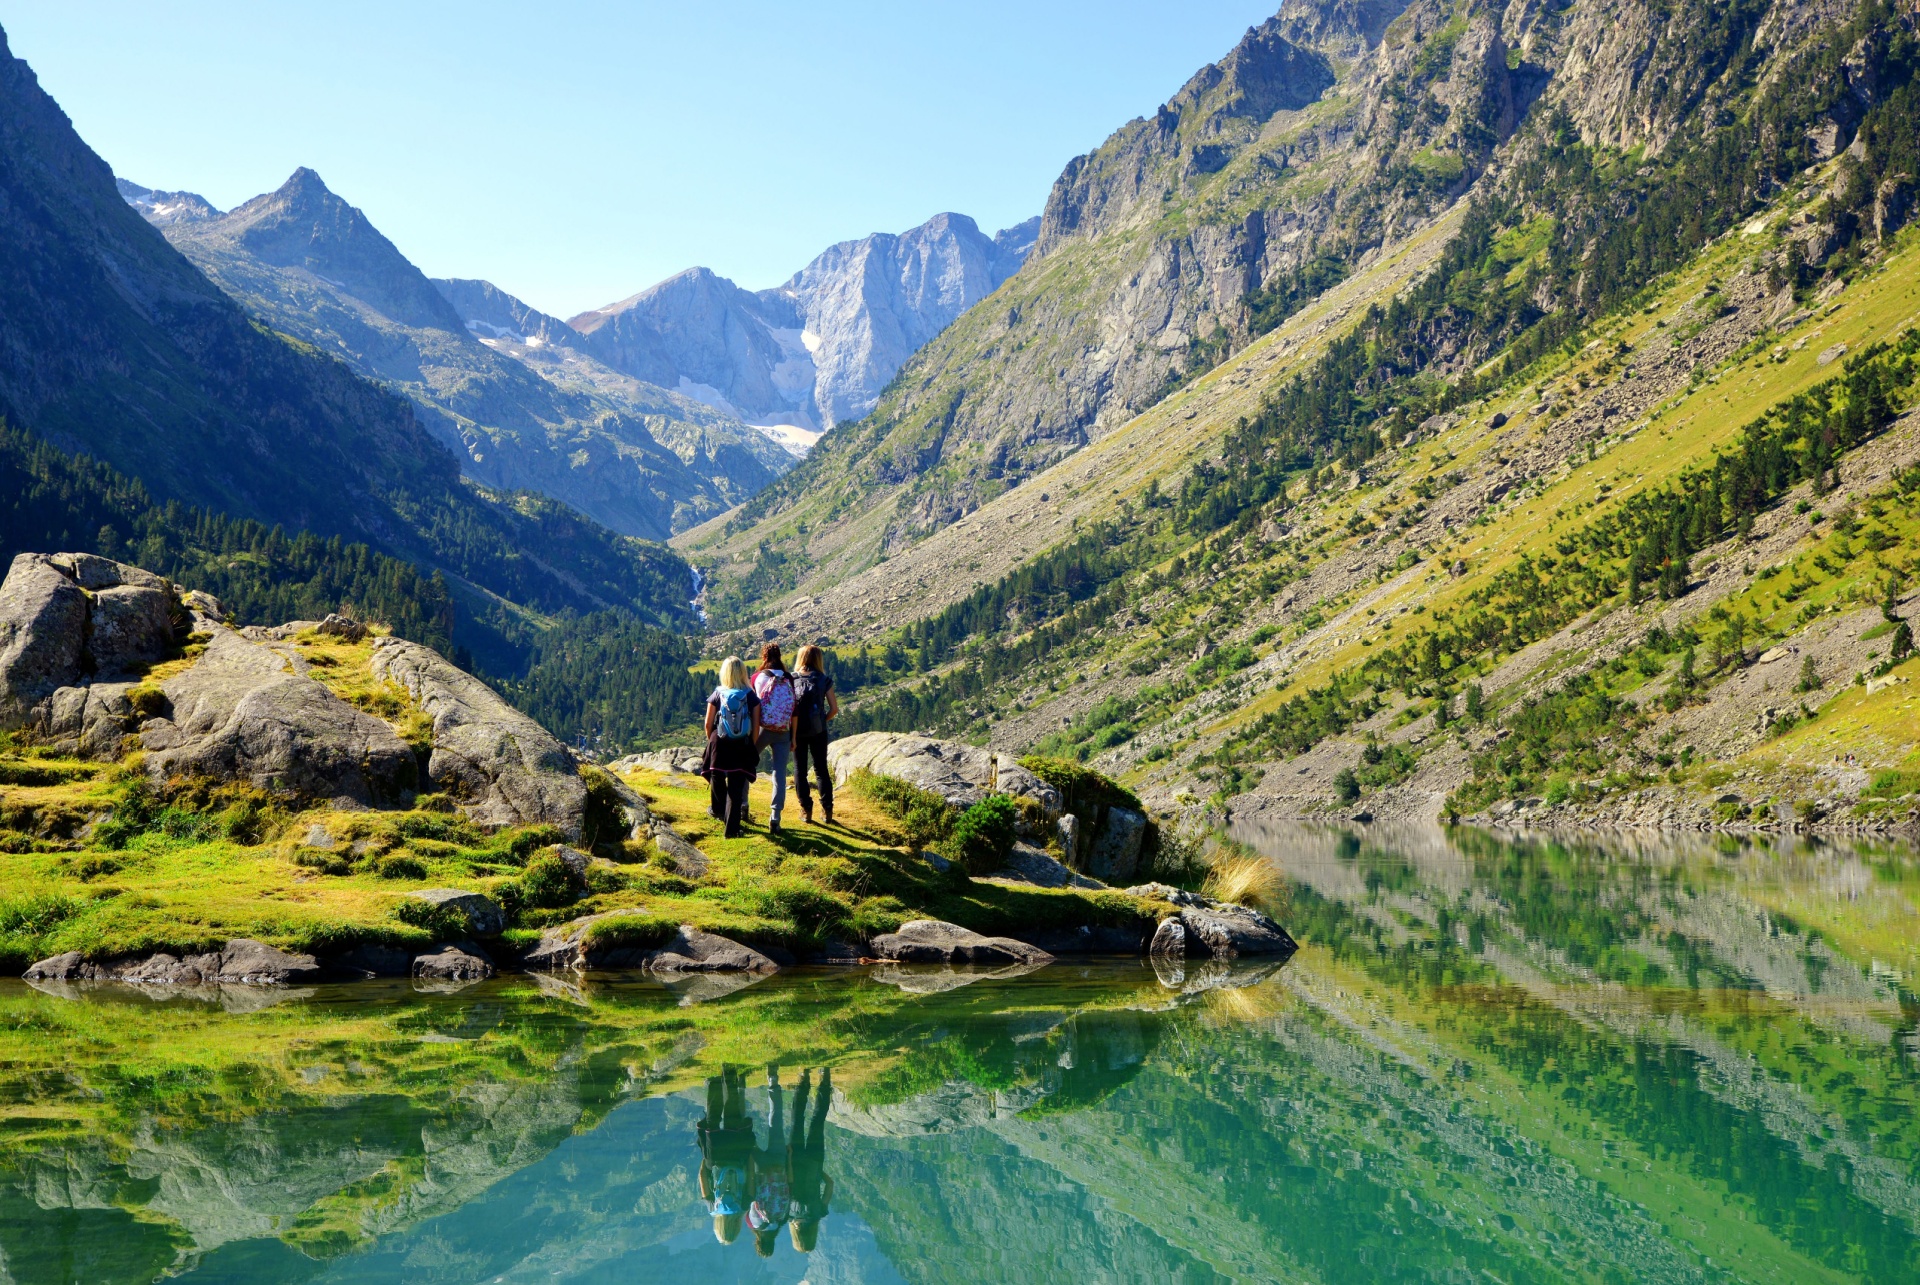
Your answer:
[690,0,1920,829]
[685,0,1554,593]
[148,169,786,538]
[566,211,1035,439]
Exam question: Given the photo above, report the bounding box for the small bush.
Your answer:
[517,850,585,910]
[497,825,568,864]
[582,913,676,953]
[372,854,428,880]
[293,849,351,876]
[395,897,467,939]
[850,770,955,850]
[0,891,85,936]
[946,796,1020,874]
[1017,756,1143,812]
[1201,851,1284,914]
[1333,769,1361,804]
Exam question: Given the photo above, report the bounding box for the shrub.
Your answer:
[0,891,85,936]
[517,850,585,910]
[1017,756,1143,813]
[292,849,351,876]
[1201,851,1284,914]
[850,770,955,850]
[372,854,428,880]
[946,795,1020,874]
[1333,769,1361,803]
[1139,824,1208,887]
[579,764,636,857]
[395,897,467,939]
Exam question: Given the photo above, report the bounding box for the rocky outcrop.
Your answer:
[869,919,1054,967]
[25,938,323,985]
[985,841,1102,889]
[370,636,586,836]
[1124,885,1298,960]
[522,914,777,974]
[412,942,494,982]
[1084,806,1148,883]
[0,553,176,734]
[828,732,1062,820]
[141,628,417,805]
[405,888,506,938]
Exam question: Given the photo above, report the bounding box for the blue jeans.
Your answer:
[760,733,789,823]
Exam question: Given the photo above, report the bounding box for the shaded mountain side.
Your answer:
[150,169,783,538]
[0,22,697,640]
[689,0,1785,606]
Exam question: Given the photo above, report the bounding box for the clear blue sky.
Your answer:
[6,1,1279,317]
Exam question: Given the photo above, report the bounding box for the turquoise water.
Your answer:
[3,824,1919,1283]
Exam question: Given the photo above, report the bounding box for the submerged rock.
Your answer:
[827,732,1062,821]
[371,636,586,837]
[24,938,323,985]
[869,919,1054,967]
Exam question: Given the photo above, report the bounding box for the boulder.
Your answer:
[140,628,416,804]
[405,888,506,938]
[869,919,1054,967]
[984,841,1102,889]
[1085,806,1147,883]
[610,747,703,775]
[371,636,586,837]
[652,826,708,877]
[25,938,322,985]
[646,926,779,974]
[315,613,367,643]
[827,732,1062,822]
[0,554,94,727]
[1125,885,1297,959]
[1020,923,1154,955]
[413,942,494,981]
[40,680,149,757]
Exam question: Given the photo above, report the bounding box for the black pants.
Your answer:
[710,773,750,837]
[793,731,832,817]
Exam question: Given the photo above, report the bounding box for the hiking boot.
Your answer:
[801,808,814,824]
[822,806,834,826]
[769,820,783,836]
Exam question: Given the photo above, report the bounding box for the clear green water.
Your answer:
[3,824,1919,1283]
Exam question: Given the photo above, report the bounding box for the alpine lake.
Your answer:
[4,823,1919,1284]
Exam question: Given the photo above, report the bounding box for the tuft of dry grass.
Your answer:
[1202,852,1286,915]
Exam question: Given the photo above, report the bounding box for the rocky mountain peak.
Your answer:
[205,167,466,332]
[115,178,220,226]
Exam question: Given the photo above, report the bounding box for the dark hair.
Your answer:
[758,642,784,672]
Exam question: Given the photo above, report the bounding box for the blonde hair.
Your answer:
[796,644,825,673]
[718,656,749,689]
[714,1213,742,1244]
[791,1219,820,1253]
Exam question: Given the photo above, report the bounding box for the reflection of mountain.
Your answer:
[5,827,1920,1283]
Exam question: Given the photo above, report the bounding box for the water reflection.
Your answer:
[1,825,1917,1282]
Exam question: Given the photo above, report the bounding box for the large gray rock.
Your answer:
[869,919,1054,967]
[140,628,416,804]
[646,926,779,974]
[24,938,322,985]
[405,888,506,937]
[0,552,175,730]
[984,841,1102,890]
[371,636,586,837]
[1124,885,1297,959]
[412,942,494,981]
[522,914,776,975]
[1085,806,1147,883]
[827,732,1061,821]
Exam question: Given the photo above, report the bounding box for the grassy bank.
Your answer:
[0,731,1172,971]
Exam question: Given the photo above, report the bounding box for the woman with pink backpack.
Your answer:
[751,644,797,835]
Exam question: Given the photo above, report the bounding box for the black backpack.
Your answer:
[792,673,831,737]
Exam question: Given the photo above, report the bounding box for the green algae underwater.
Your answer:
[4,824,1920,1284]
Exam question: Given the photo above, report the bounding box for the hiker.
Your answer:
[748,1065,793,1258]
[751,644,797,835]
[791,645,839,826]
[698,1065,757,1246]
[788,1067,834,1253]
[703,656,762,838]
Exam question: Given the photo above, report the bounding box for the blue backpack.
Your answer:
[714,687,752,740]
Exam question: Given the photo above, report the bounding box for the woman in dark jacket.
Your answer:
[703,655,762,837]
[790,645,839,825]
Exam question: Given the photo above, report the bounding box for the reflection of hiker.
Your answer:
[788,1067,834,1253]
[702,657,762,839]
[749,1065,793,1258]
[791,645,839,826]
[752,645,796,835]
[698,1066,757,1244]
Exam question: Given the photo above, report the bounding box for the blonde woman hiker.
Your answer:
[751,643,797,835]
[791,645,840,826]
[697,1065,756,1246]
[702,656,762,838]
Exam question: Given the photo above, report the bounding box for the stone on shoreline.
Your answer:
[869,919,1054,967]
[24,938,323,985]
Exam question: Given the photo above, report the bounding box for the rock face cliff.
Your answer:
[145,169,790,538]
[566,211,1035,437]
